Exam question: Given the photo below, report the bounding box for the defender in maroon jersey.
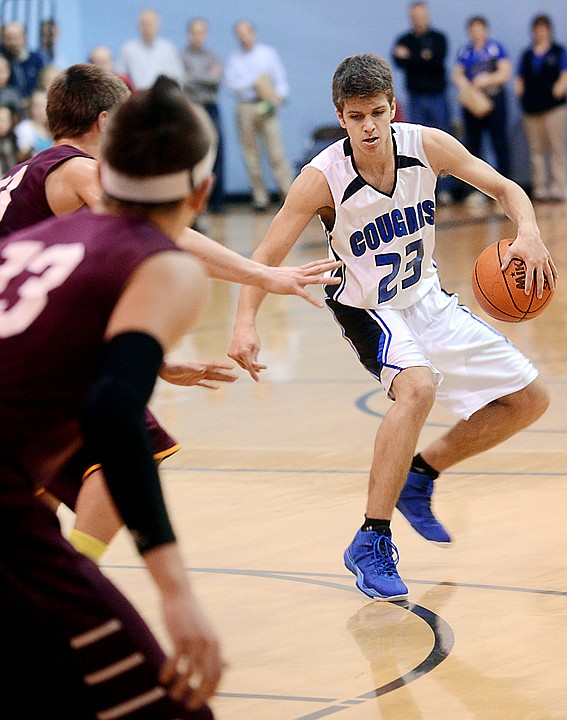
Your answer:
[0,64,338,563]
[0,65,185,560]
[0,144,94,236]
[0,78,222,719]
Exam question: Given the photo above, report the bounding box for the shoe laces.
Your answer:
[371,535,400,577]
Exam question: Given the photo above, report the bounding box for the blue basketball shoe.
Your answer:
[344,529,408,600]
[396,470,451,544]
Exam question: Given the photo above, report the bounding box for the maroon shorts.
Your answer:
[45,408,180,510]
[1,463,212,720]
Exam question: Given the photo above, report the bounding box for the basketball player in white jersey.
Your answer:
[227,54,557,600]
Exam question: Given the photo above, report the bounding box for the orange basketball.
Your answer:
[472,239,554,322]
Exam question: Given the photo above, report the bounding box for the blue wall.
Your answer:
[22,0,567,193]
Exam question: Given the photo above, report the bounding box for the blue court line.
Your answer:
[355,388,567,433]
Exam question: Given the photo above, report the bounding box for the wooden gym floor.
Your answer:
[64,197,567,719]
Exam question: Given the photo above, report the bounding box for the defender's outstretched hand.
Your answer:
[260,258,341,307]
[177,227,340,306]
[160,359,239,389]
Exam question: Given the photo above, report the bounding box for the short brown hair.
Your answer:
[332,54,394,111]
[46,63,129,140]
[531,14,552,31]
[467,16,488,30]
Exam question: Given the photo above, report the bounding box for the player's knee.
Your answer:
[393,368,436,415]
[523,380,550,420]
[509,379,549,423]
[411,382,436,416]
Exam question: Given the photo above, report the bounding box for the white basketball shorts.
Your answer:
[326,278,538,420]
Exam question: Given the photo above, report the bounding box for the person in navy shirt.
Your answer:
[453,16,512,186]
[515,14,567,202]
[1,21,45,102]
[392,1,453,205]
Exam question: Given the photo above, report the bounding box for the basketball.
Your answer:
[472,239,554,322]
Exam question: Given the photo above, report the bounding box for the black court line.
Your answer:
[355,388,567,434]
[163,465,567,478]
[105,561,567,602]
[100,563,567,716]
[192,568,567,599]
[217,600,455,720]
[293,604,454,720]
[101,562,454,718]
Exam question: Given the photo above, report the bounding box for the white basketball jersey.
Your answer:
[307,122,439,310]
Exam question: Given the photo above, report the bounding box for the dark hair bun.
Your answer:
[102,75,210,180]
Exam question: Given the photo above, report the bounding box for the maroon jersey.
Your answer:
[0,144,93,237]
[0,207,179,484]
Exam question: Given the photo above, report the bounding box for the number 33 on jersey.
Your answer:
[0,240,85,338]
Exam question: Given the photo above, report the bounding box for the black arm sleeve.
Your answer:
[81,331,175,555]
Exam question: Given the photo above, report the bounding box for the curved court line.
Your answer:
[355,388,567,433]
[101,562,567,715]
[186,568,567,599]
[215,601,454,720]
[290,602,454,720]
[102,562,453,717]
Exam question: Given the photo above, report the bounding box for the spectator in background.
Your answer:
[392,1,453,204]
[89,44,135,92]
[0,54,23,119]
[453,16,512,199]
[0,103,18,173]
[14,87,51,159]
[37,18,67,69]
[182,18,224,212]
[224,19,293,211]
[36,64,60,92]
[119,8,184,90]
[515,14,567,203]
[1,21,44,101]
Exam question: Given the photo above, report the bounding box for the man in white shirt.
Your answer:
[224,20,293,211]
[119,8,184,90]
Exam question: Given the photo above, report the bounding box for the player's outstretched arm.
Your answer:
[84,252,225,707]
[147,543,225,709]
[159,358,239,389]
[177,226,339,307]
[423,126,558,296]
[228,167,335,378]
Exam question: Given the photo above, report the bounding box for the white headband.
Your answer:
[100,144,217,203]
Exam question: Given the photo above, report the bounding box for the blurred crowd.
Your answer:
[1,4,566,207]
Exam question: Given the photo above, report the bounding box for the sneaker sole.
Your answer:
[344,551,409,602]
